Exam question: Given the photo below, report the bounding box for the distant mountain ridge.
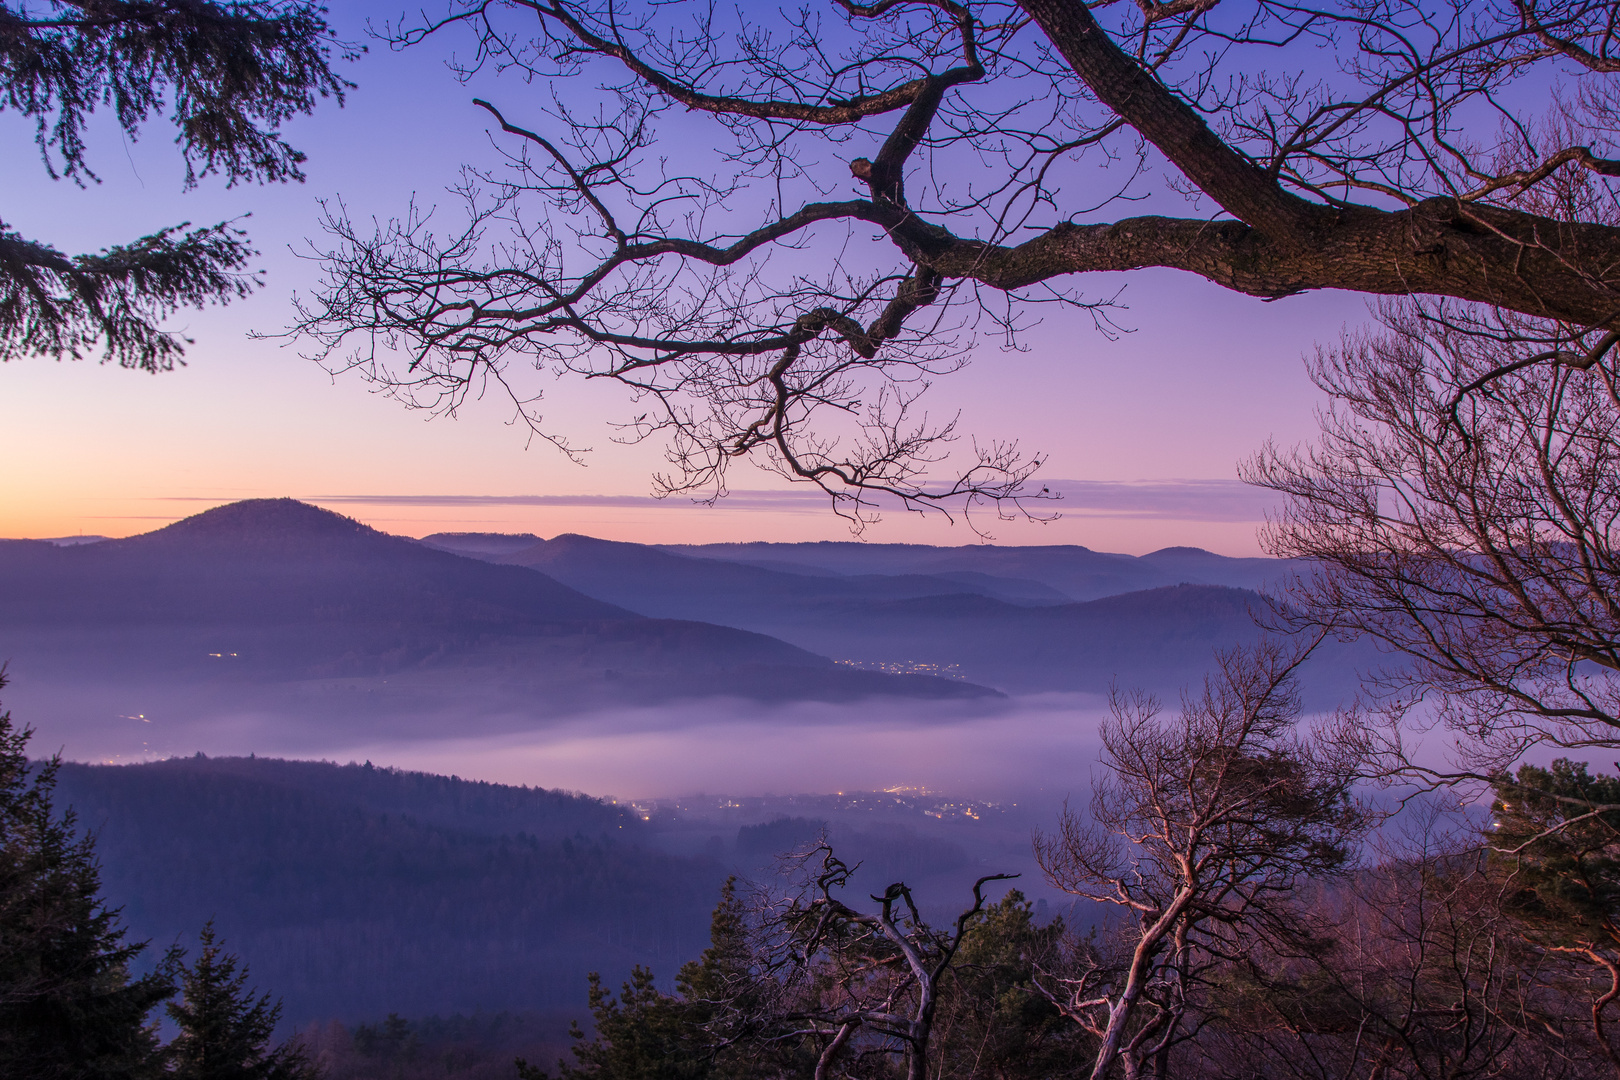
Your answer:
[658,539,1290,597]
[0,501,997,760]
[424,529,1319,695]
[443,532,1074,613]
[3,500,631,633]
[421,531,542,556]
[0,501,1356,756]
[422,531,1293,610]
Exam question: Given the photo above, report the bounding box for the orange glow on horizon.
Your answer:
[0,491,1272,556]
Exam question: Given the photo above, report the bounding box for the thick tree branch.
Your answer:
[877,200,1620,329]
[1017,0,1317,240]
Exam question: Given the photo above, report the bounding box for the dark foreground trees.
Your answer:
[294,0,1620,516]
[528,874,1084,1080]
[0,679,177,1078]
[1183,815,1604,1080]
[744,850,1022,1080]
[0,677,315,1079]
[169,922,318,1080]
[541,768,1620,1078]
[1490,761,1620,1073]
[519,880,758,1080]
[2,1,352,372]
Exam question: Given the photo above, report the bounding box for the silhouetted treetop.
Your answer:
[2,0,354,372]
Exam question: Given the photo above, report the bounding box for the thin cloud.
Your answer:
[156,480,1277,524]
[303,492,829,513]
[1037,480,1279,522]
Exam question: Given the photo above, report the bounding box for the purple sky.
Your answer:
[0,2,1372,554]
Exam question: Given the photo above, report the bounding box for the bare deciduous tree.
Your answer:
[1033,639,1370,1080]
[1188,809,1599,1080]
[739,844,1016,1080]
[292,0,1620,519]
[1236,168,1620,1074]
[1246,298,1620,779]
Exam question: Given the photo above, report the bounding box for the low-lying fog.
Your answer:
[16,675,1495,932]
[322,695,1113,801]
[13,672,1486,807]
[14,683,1112,803]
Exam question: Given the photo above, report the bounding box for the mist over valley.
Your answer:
[50,754,1069,1027]
[0,498,1365,772]
[0,498,1375,1055]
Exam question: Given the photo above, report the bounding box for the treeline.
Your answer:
[532,847,1620,1080]
[52,755,727,1022]
[302,1012,573,1080]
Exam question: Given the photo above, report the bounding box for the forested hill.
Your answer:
[0,500,994,756]
[53,756,727,1024]
[659,540,1289,599]
[5,498,631,633]
[424,530,1363,696]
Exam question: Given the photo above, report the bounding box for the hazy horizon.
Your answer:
[17,689,1110,804]
[0,0,1364,557]
[3,481,1291,558]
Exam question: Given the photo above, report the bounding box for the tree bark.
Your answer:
[1004,0,1620,328]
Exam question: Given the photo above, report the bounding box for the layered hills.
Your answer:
[424,530,1319,695]
[660,539,1289,598]
[0,500,1366,760]
[7,509,1365,1026]
[0,501,993,757]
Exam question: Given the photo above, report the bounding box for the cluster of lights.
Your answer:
[834,659,966,680]
[631,788,1007,824]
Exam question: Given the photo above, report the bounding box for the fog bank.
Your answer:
[316,693,1113,801]
[24,688,1111,803]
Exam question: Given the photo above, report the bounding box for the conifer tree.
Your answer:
[520,879,760,1080]
[166,922,317,1080]
[1,1,352,371]
[0,676,177,1079]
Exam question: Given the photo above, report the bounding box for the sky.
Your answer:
[0,3,1374,555]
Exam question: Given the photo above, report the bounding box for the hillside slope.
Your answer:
[424,530,1344,694]
[53,756,725,1023]
[0,501,996,759]
[658,540,1293,599]
[450,532,1070,619]
[750,584,1282,692]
